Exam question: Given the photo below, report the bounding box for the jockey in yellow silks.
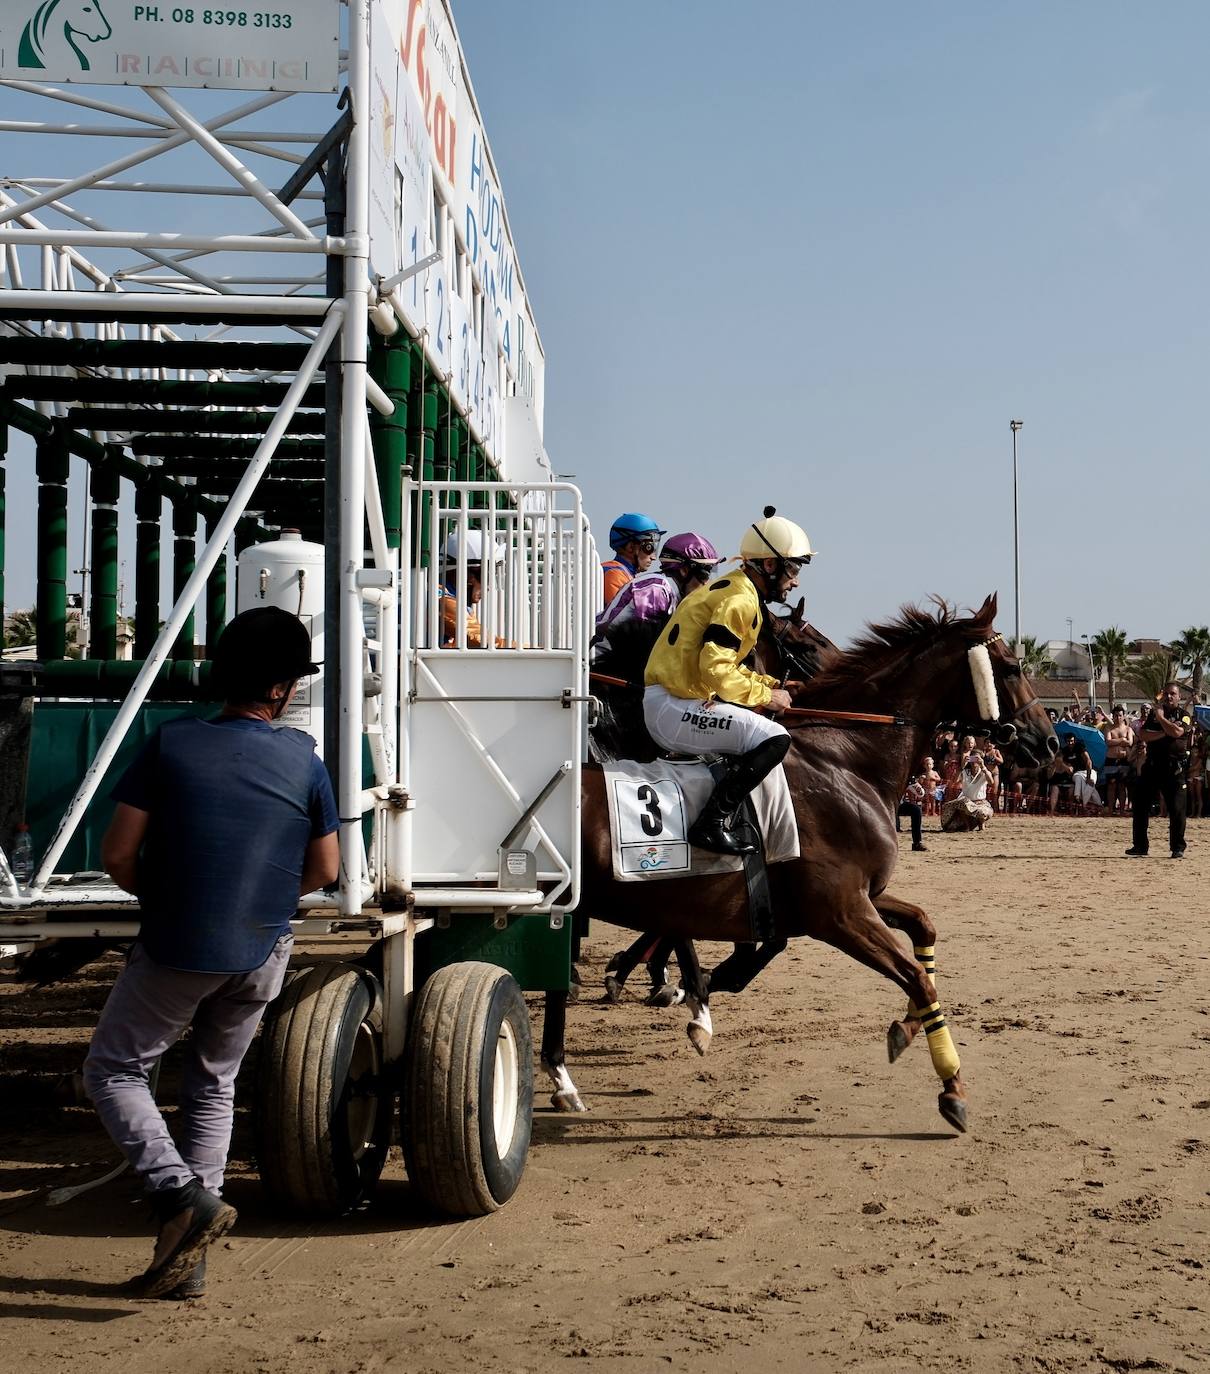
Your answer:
[644,506,814,855]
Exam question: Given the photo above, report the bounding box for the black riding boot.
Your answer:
[688,735,792,855]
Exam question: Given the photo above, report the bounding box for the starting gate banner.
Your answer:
[0,0,338,91]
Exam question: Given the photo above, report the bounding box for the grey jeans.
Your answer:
[82,934,291,1195]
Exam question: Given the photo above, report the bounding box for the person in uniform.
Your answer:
[83,607,339,1298]
[592,531,721,662]
[439,530,503,647]
[600,512,665,606]
[643,506,811,854]
[1126,681,1191,858]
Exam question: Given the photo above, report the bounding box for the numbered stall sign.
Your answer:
[611,777,691,877]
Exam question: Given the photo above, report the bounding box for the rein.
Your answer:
[590,673,912,729]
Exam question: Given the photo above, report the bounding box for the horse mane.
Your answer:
[800,596,996,700]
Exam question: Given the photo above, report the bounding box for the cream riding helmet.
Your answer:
[739,505,814,570]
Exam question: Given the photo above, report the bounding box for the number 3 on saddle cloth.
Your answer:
[602,760,800,940]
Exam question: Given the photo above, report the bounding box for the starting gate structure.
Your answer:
[0,0,596,1215]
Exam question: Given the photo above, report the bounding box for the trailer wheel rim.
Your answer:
[492,1018,520,1157]
[346,1016,381,1161]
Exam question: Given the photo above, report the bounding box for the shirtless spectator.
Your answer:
[1102,705,1135,815]
[919,756,942,816]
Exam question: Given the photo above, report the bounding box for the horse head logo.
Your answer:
[18,0,112,72]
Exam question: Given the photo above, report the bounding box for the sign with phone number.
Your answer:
[0,0,337,91]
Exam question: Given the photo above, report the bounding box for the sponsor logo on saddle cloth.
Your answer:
[603,760,800,882]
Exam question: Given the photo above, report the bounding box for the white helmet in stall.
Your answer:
[442,529,505,565]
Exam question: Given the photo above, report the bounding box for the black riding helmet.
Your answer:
[211,606,319,703]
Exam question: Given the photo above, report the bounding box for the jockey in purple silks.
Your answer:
[592,531,722,662]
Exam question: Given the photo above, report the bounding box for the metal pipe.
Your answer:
[0,290,335,319]
[30,304,345,891]
[171,495,197,660]
[88,454,119,659]
[144,88,317,242]
[1010,419,1023,657]
[8,178,323,199]
[133,479,160,658]
[35,434,69,660]
[338,0,371,916]
[0,229,332,251]
[0,90,294,226]
[204,513,227,655]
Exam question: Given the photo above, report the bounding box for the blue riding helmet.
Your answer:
[608,512,666,552]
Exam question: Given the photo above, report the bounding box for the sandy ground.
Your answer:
[1,816,1209,1373]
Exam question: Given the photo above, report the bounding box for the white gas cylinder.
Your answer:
[236,530,325,749]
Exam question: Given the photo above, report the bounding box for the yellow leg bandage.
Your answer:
[913,944,936,979]
[914,1001,961,1080]
[904,948,937,1024]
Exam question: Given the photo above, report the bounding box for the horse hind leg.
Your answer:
[605,932,666,1003]
[540,990,587,1112]
[644,936,687,1007]
[707,938,787,994]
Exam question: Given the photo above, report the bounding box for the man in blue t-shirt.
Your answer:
[83,607,338,1299]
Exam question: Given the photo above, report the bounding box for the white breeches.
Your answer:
[642,685,788,757]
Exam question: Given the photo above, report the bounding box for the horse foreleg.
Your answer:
[816,893,966,1133]
[540,990,588,1112]
[873,893,939,1067]
[674,941,712,1055]
[707,939,787,994]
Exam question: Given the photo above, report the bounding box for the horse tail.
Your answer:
[17,0,55,67]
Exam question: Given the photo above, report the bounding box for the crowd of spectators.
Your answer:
[899,697,1209,836]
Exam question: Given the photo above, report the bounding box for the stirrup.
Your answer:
[688,814,756,856]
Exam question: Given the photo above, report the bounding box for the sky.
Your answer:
[450,0,1210,647]
[1,2,1208,650]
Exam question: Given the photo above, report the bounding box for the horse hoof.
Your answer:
[887,1020,913,1063]
[938,1091,968,1133]
[687,1022,711,1056]
[551,1090,588,1113]
[645,983,685,1008]
[604,975,624,1004]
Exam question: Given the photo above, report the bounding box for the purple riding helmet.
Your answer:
[659,532,721,576]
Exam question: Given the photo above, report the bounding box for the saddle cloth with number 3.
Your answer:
[602,759,800,882]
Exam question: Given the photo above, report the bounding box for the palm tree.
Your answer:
[1017,635,1057,679]
[1131,651,1173,704]
[1171,626,1210,700]
[3,608,37,649]
[1091,627,1129,707]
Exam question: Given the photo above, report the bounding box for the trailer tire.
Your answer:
[254,962,390,1217]
[402,961,533,1217]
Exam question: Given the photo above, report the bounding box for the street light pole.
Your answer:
[1081,633,1097,711]
[1010,420,1023,658]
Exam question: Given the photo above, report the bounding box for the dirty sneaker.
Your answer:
[161,1256,207,1301]
[130,1181,235,1298]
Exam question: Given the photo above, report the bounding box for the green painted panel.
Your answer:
[26,702,213,874]
[416,913,573,993]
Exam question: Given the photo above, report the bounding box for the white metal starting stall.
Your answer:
[0,0,594,1218]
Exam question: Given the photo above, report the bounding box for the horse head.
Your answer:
[935,593,1058,768]
[20,0,112,70]
[760,601,838,683]
[796,593,1057,767]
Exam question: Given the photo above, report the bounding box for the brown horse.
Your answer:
[542,593,1057,1132]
